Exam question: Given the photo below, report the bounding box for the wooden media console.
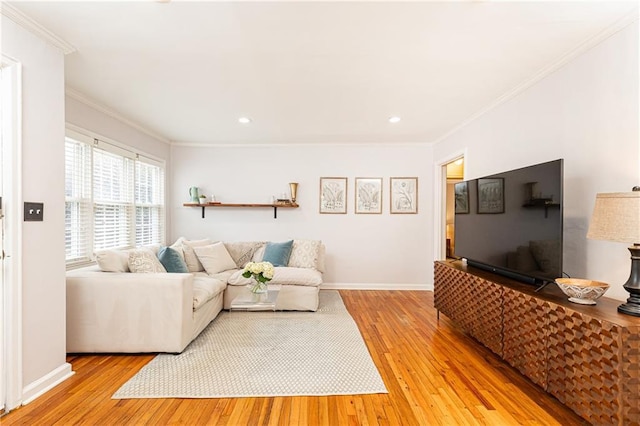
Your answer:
[434,260,640,425]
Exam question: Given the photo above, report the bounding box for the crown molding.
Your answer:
[1,2,76,54]
[431,7,639,146]
[170,140,431,148]
[66,88,172,145]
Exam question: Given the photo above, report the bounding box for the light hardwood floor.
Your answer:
[2,290,586,425]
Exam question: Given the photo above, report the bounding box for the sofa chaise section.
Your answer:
[66,266,225,353]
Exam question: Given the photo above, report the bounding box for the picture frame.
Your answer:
[390,177,418,214]
[477,178,504,214]
[319,177,347,214]
[355,177,382,214]
[454,181,469,214]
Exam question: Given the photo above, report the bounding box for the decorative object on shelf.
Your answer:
[454,181,469,214]
[587,186,640,316]
[199,195,207,204]
[320,177,347,214]
[555,278,610,305]
[289,182,299,203]
[477,178,504,214]
[355,177,382,214]
[390,177,418,214]
[242,261,274,294]
[189,186,200,203]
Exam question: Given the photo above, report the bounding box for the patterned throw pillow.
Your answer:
[128,249,167,273]
[224,241,261,268]
[288,240,321,269]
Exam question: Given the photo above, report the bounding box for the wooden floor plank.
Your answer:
[1,290,587,425]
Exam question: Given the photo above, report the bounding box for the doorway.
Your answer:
[1,56,23,415]
[444,158,464,258]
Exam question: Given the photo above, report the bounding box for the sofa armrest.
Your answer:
[66,271,195,353]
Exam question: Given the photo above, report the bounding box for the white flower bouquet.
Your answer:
[242,261,274,293]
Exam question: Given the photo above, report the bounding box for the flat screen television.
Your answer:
[453,159,563,286]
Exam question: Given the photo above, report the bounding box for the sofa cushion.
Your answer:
[157,246,189,273]
[96,250,130,272]
[129,249,167,273]
[289,240,321,269]
[192,276,227,310]
[180,239,212,272]
[194,242,238,275]
[263,240,294,267]
[228,267,323,287]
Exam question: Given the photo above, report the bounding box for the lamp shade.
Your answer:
[587,191,640,244]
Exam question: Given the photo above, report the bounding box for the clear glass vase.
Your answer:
[250,279,268,294]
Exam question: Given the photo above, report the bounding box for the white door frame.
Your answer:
[433,149,466,262]
[1,55,24,413]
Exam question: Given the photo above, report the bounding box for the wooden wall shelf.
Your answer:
[434,260,640,425]
[183,202,299,219]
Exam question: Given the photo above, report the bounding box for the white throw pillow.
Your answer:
[128,249,167,273]
[95,250,130,272]
[288,240,321,269]
[194,242,238,275]
[181,239,212,272]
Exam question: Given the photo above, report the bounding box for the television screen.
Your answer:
[454,159,563,285]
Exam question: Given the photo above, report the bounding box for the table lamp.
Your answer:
[587,187,640,316]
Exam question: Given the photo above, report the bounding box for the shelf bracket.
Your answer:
[273,206,278,219]
[201,206,205,219]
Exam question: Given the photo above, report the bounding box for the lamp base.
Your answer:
[618,300,640,317]
[618,245,640,317]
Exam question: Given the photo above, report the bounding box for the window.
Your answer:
[65,130,165,266]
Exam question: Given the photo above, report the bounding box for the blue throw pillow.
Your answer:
[157,246,189,273]
[262,240,294,267]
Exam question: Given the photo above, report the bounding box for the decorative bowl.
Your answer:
[555,278,610,305]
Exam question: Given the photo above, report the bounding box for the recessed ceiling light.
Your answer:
[388,116,401,124]
[238,117,252,124]
[454,159,463,166]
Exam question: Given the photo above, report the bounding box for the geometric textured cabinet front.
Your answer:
[434,262,502,356]
[503,288,548,389]
[434,261,640,426]
[547,305,624,425]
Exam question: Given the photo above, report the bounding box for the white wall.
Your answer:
[434,21,639,301]
[65,96,173,239]
[171,143,433,288]
[1,17,71,396]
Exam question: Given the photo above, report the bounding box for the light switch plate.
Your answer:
[24,202,44,222]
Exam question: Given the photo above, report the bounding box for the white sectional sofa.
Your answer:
[65,239,325,354]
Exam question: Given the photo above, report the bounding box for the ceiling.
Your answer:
[8,1,638,145]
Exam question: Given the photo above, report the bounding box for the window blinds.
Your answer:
[64,131,165,265]
[65,138,92,264]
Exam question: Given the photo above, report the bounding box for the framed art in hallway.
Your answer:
[319,177,347,214]
[390,177,418,214]
[355,177,382,214]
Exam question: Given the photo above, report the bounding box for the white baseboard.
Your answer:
[321,283,433,291]
[22,362,74,405]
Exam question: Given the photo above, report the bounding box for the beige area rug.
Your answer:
[113,291,387,399]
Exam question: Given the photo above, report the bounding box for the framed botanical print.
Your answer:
[355,177,382,214]
[319,177,347,214]
[390,177,418,214]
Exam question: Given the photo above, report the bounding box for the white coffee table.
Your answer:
[230,290,279,311]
